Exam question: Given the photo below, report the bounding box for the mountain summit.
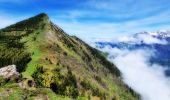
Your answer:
[0,13,139,99]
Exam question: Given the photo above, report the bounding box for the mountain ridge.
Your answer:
[0,13,139,100]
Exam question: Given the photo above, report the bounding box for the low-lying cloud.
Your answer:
[99,46,170,100]
[92,32,170,100]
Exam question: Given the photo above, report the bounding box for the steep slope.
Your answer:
[0,13,139,100]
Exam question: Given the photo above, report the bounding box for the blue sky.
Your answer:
[0,0,170,40]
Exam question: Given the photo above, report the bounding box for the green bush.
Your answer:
[32,66,79,98]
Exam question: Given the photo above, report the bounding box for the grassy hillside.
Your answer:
[0,13,139,100]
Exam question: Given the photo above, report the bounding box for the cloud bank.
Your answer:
[98,46,170,100]
[94,34,170,100]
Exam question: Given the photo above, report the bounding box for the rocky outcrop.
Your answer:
[0,65,20,80]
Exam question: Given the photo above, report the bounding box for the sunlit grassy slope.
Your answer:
[0,13,139,100]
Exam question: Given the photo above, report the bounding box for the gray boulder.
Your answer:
[0,65,20,80]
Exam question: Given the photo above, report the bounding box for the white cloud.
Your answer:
[95,37,170,100]
[115,50,170,100]
[116,32,168,44]
[51,19,121,41]
[97,46,170,100]
[0,16,16,28]
[0,12,31,29]
[51,9,170,40]
[85,0,170,19]
[53,9,170,42]
[137,33,167,44]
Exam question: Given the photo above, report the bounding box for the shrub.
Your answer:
[32,66,79,98]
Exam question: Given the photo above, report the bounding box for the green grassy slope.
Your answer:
[0,13,140,100]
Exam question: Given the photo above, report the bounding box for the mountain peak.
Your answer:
[37,13,48,16]
[34,13,49,20]
[2,13,50,31]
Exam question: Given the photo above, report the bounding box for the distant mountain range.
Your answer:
[96,30,170,77]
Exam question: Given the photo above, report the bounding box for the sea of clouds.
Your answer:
[92,32,170,100]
